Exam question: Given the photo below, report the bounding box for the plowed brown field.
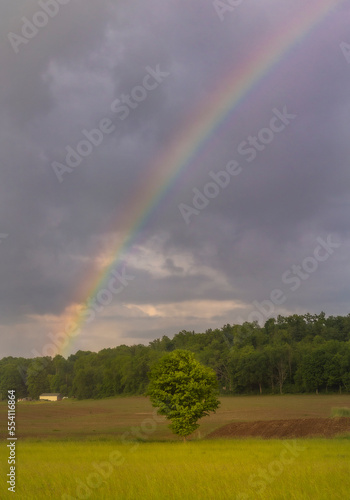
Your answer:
[208,417,350,439]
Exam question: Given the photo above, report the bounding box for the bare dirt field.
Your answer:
[208,417,350,439]
[1,394,349,440]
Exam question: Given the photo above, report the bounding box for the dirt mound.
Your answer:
[208,418,350,439]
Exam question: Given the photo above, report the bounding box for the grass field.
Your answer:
[1,394,350,440]
[1,439,349,499]
[1,395,350,499]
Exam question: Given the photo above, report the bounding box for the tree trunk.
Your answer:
[259,383,262,395]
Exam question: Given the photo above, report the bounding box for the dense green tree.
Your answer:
[298,345,328,394]
[149,335,174,352]
[0,359,27,399]
[47,355,72,395]
[26,357,52,399]
[197,332,231,391]
[72,367,97,399]
[247,348,269,394]
[1,313,350,400]
[229,346,269,394]
[270,343,293,394]
[147,350,220,440]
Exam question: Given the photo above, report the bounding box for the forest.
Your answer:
[1,312,350,400]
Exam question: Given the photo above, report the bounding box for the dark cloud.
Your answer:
[1,0,350,356]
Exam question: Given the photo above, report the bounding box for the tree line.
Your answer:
[1,312,350,400]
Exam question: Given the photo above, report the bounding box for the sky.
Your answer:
[1,0,350,358]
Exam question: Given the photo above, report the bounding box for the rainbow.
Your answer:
[60,0,342,356]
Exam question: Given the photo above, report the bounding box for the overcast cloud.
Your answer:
[1,0,350,357]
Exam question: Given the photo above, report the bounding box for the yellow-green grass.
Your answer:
[1,394,350,441]
[331,407,350,418]
[0,439,349,499]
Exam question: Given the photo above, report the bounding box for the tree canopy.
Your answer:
[1,312,350,400]
[147,350,220,439]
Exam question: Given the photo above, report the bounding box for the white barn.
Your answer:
[39,393,62,401]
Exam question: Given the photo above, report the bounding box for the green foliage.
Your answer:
[331,407,350,417]
[1,312,350,400]
[26,357,53,399]
[0,358,28,399]
[147,350,220,438]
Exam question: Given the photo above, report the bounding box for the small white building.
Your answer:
[39,393,62,401]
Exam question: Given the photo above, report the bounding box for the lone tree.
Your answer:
[147,349,220,440]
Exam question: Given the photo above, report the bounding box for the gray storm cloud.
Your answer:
[1,0,349,356]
